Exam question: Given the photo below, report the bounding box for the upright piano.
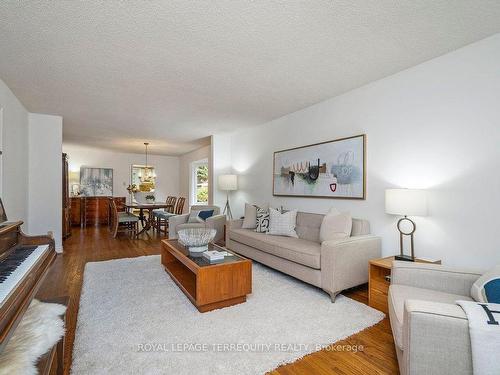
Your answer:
[0,199,58,367]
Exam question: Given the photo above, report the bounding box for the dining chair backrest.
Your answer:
[175,197,186,215]
[166,196,177,213]
[109,199,118,231]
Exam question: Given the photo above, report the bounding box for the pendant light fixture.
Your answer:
[140,142,154,185]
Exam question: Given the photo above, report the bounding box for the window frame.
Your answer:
[190,159,209,206]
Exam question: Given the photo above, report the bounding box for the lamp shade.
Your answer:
[385,189,427,217]
[218,174,238,191]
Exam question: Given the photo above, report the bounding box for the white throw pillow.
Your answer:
[471,265,500,303]
[242,203,258,229]
[242,203,269,229]
[187,210,204,223]
[319,207,352,242]
[268,208,298,238]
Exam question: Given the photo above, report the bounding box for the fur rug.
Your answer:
[0,300,66,375]
[71,255,384,374]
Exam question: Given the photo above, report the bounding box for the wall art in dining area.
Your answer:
[80,167,113,196]
[273,134,365,199]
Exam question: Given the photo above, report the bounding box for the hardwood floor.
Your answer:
[36,226,399,375]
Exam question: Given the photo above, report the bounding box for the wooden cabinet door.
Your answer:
[70,198,82,226]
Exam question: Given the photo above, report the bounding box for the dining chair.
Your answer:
[108,197,129,231]
[166,196,177,213]
[110,199,139,238]
[156,197,186,235]
[152,196,177,232]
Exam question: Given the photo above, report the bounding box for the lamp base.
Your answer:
[395,254,415,262]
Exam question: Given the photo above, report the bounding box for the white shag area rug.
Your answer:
[72,255,384,375]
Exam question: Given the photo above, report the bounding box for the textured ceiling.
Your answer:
[1,1,500,155]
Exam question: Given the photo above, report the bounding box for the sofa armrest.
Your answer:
[392,262,482,297]
[402,299,472,375]
[167,213,189,239]
[321,235,381,295]
[225,219,243,244]
[205,214,226,243]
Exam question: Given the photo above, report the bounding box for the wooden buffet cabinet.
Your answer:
[70,196,126,227]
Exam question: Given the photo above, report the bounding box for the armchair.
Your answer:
[388,261,484,375]
[168,205,226,244]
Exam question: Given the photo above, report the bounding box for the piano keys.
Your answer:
[0,199,57,354]
[0,244,50,304]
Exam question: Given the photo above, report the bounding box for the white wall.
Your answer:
[228,34,500,269]
[211,134,232,210]
[179,145,211,211]
[62,144,180,203]
[0,79,29,227]
[28,113,63,251]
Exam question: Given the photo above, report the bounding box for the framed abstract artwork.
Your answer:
[273,134,366,199]
[80,167,113,197]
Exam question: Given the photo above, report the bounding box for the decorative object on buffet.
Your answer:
[177,228,217,255]
[273,134,365,199]
[218,174,238,220]
[385,188,428,261]
[71,184,81,196]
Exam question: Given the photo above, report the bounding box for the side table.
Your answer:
[368,256,441,314]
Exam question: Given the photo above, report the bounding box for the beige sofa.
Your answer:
[388,261,484,375]
[226,211,381,301]
[168,205,226,244]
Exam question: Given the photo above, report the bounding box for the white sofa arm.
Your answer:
[402,299,472,375]
[320,235,381,297]
[167,213,189,239]
[392,262,482,297]
[225,219,243,244]
[206,214,226,244]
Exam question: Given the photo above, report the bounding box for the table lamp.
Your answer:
[385,188,427,261]
[218,174,238,220]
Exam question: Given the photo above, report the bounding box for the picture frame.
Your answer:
[80,167,114,197]
[273,134,366,199]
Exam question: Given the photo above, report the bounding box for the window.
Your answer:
[191,160,209,205]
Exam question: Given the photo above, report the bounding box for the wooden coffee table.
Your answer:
[161,240,252,312]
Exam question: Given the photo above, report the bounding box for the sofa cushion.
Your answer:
[242,203,269,229]
[319,208,352,242]
[388,284,472,350]
[471,265,500,303]
[255,208,270,233]
[229,228,320,269]
[198,209,215,221]
[268,208,298,238]
[242,203,258,229]
[188,210,204,223]
[295,212,323,242]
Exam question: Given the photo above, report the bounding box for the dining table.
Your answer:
[125,202,174,236]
